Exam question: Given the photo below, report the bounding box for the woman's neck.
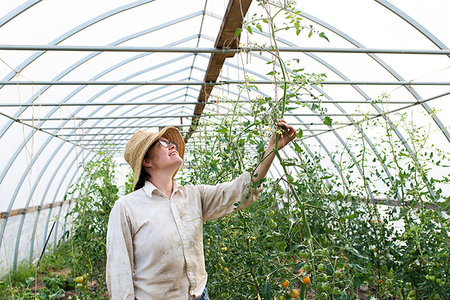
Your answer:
[149,172,174,198]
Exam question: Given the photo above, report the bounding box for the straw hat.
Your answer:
[124,127,185,190]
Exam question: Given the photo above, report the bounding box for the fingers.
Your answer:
[275,119,297,141]
[276,120,288,131]
[276,119,287,127]
[287,126,297,140]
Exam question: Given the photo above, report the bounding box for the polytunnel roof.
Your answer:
[0,0,449,273]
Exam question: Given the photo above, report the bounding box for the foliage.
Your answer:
[0,247,75,300]
[0,151,118,299]
[179,98,449,299]
[62,149,119,298]
[0,275,67,300]
[177,2,449,298]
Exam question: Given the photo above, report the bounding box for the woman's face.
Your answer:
[143,136,183,173]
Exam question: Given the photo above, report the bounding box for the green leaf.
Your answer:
[319,32,330,42]
[275,241,287,251]
[324,116,332,126]
[353,276,362,288]
[262,280,272,300]
[256,23,263,32]
[234,28,242,37]
[294,261,306,271]
[296,129,303,139]
[247,25,253,34]
[295,23,301,35]
[217,127,227,134]
[300,284,306,299]
[257,141,266,153]
[308,30,313,38]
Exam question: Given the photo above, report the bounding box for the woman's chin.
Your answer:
[169,157,183,169]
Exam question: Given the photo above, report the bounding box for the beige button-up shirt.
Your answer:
[106,172,262,299]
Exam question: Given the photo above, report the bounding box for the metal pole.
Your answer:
[61,128,336,137]
[36,221,55,267]
[0,111,91,151]
[18,112,379,122]
[68,129,334,143]
[43,124,193,130]
[0,99,422,107]
[40,122,351,131]
[1,44,449,55]
[2,80,449,85]
[0,101,200,107]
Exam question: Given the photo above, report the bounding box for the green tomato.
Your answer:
[286,175,294,183]
[318,263,326,272]
[318,273,327,282]
[299,251,309,259]
[321,249,329,256]
[270,221,277,229]
[304,263,313,272]
[321,282,330,291]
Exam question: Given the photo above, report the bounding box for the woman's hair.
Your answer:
[134,142,156,191]
[134,167,149,191]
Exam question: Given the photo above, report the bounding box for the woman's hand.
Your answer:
[253,119,297,183]
[268,119,297,150]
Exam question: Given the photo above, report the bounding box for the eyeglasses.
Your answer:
[157,139,178,150]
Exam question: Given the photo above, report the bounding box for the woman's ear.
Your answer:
[142,158,152,168]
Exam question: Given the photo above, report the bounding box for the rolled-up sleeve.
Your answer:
[106,201,135,300]
[197,171,263,222]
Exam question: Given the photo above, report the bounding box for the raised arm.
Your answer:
[253,119,297,184]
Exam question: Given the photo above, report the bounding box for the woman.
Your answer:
[106,120,297,299]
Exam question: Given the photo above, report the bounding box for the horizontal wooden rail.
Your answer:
[0,199,71,219]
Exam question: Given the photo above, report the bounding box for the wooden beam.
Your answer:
[0,199,71,219]
[184,0,253,142]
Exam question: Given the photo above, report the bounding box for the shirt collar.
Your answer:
[172,181,182,194]
[142,180,182,198]
[142,180,157,198]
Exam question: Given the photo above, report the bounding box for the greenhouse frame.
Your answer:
[0,0,448,299]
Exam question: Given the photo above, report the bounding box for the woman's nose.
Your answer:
[168,143,176,150]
